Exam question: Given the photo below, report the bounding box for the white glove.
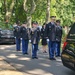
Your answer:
[47,39,49,42]
[29,40,31,43]
[20,38,22,40]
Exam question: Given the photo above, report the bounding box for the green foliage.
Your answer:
[0,21,13,30]
[0,0,75,28]
[55,0,75,26]
[32,0,47,24]
[0,2,2,8]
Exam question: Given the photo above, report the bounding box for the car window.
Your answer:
[67,23,75,40]
[1,30,13,34]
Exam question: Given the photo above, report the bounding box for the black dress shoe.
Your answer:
[35,57,38,59]
[56,55,61,57]
[32,57,38,59]
[23,53,28,55]
[24,53,28,55]
[16,50,21,51]
[49,58,56,60]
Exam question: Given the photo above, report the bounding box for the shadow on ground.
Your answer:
[0,43,75,75]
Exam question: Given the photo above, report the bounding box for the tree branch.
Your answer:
[30,0,36,15]
[23,0,28,13]
[46,0,50,23]
[6,0,15,19]
[9,0,15,12]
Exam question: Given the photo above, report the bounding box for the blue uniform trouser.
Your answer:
[22,39,29,54]
[32,44,38,58]
[49,41,56,58]
[16,38,21,51]
[55,42,61,56]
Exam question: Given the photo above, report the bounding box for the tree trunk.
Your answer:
[23,0,36,27]
[5,0,15,22]
[46,0,50,23]
[27,15,32,27]
[4,0,8,21]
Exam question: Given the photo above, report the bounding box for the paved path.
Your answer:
[0,57,24,75]
[0,44,75,75]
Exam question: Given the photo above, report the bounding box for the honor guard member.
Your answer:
[55,20,62,57]
[20,22,30,55]
[31,21,40,59]
[45,16,56,60]
[13,21,21,51]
